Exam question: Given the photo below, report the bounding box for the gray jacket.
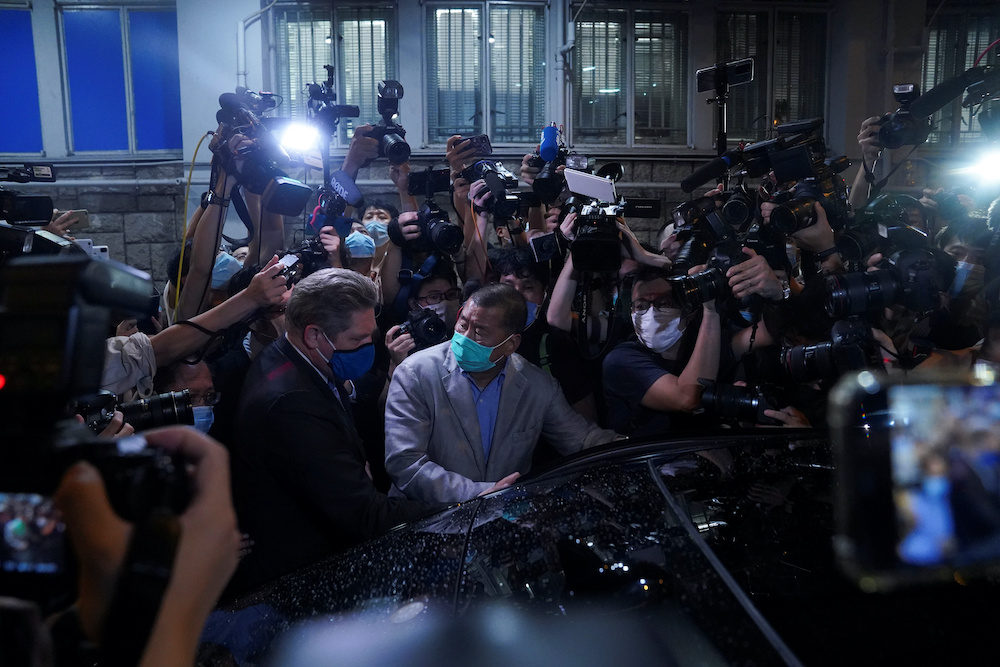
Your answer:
[385,342,619,503]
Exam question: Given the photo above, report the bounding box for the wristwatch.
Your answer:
[780,278,791,300]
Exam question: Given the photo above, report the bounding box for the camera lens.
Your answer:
[835,224,882,263]
[380,133,411,164]
[701,381,770,423]
[769,199,816,234]
[426,219,464,256]
[825,270,900,317]
[119,390,194,432]
[782,342,838,383]
[533,161,565,204]
[670,268,726,311]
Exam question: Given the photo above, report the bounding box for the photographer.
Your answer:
[52,427,240,667]
[602,267,722,438]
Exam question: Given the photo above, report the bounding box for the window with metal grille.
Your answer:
[58,5,183,153]
[573,6,688,146]
[426,2,545,144]
[717,9,827,146]
[274,4,395,146]
[923,9,1000,146]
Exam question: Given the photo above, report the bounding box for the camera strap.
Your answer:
[392,253,439,322]
[864,145,919,200]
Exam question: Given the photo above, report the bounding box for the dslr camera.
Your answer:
[877,83,932,149]
[699,379,784,426]
[826,248,954,318]
[394,308,449,352]
[781,317,885,383]
[461,160,520,220]
[366,80,410,164]
[76,389,194,434]
[387,168,465,256]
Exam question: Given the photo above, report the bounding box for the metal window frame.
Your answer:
[56,3,180,157]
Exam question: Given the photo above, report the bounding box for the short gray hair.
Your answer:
[285,268,378,336]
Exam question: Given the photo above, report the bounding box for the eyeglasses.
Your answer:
[189,391,221,407]
[415,287,461,306]
[631,296,677,314]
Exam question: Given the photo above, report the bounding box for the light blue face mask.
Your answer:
[346,231,376,259]
[364,220,390,248]
[192,405,214,433]
[211,252,243,289]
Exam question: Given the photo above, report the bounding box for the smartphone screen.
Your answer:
[0,493,65,575]
[888,383,1000,567]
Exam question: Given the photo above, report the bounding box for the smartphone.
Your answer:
[66,209,90,231]
[0,492,65,575]
[830,369,1000,589]
[464,134,493,157]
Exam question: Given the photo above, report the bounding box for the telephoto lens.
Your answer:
[825,270,900,317]
[119,390,194,431]
[669,268,727,311]
[769,198,817,233]
[700,379,782,426]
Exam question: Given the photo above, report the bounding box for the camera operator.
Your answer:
[849,115,886,213]
[602,267,722,438]
[51,426,241,667]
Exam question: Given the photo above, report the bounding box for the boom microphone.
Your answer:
[909,67,986,118]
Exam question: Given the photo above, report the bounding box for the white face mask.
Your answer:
[632,307,685,354]
[427,301,450,320]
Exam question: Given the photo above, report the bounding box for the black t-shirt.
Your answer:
[517,319,597,407]
[602,337,710,438]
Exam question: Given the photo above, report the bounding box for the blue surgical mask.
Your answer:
[451,331,514,373]
[346,231,376,258]
[525,301,538,328]
[951,260,974,297]
[192,405,214,433]
[322,331,374,380]
[364,220,390,248]
[211,252,242,289]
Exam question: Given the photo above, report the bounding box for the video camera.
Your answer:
[366,80,410,165]
[307,64,361,135]
[0,255,191,614]
[277,237,330,286]
[561,168,661,273]
[212,88,313,216]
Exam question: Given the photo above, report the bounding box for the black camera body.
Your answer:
[462,160,520,219]
[527,150,589,204]
[76,390,194,434]
[388,200,464,257]
[278,236,330,285]
[368,80,410,164]
[877,83,932,149]
[213,90,313,216]
[564,197,623,274]
[782,317,885,383]
[395,308,448,352]
[699,379,783,426]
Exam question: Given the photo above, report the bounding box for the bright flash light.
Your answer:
[954,148,1000,184]
[279,123,320,153]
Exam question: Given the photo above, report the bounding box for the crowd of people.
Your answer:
[16,112,1000,664]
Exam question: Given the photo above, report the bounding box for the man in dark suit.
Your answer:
[228,268,434,596]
